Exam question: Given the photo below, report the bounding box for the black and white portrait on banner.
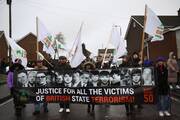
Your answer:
[80,72,91,87]
[35,71,49,87]
[98,70,110,87]
[90,70,99,87]
[130,68,142,86]
[142,67,155,86]
[17,71,28,87]
[120,68,132,86]
[72,70,82,87]
[27,71,37,87]
[110,69,121,86]
[63,72,73,87]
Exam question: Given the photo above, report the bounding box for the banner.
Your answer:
[14,67,157,104]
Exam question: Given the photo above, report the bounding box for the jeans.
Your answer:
[34,103,48,112]
[157,95,170,111]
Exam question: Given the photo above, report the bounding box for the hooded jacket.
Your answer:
[167,52,179,83]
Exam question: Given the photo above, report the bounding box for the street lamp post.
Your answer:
[7,0,12,64]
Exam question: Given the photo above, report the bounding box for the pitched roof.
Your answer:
[125,15,180,39]
[15,32,36,42]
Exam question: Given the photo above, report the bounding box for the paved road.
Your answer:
[0,98,180,120]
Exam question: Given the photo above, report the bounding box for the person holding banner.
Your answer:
[54,56,72,113]
[33,60,48,115]
[118,56,134,116]
[155,57,171,117]
[80,71,94,113]
[129,52,142,67]
[129,52,143,110]
[7,58,25,116]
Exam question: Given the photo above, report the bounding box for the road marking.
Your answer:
[0,98,13,107]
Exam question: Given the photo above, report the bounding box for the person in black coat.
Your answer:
[7,58,25,117]
[54,56,72,113]
[155,57,171,117]
[129,52,142,67]
[119,55,134,116]
[129,52,143,110]
[54,56,71,71]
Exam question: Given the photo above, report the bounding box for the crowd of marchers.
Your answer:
[1,51,179,117]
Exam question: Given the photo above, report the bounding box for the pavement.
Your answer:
[0,73,11,103]
[0,98,180,120]
[0,82,11,104]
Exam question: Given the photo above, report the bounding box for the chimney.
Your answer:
[178,8,180,16]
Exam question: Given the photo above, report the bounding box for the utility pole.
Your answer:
[7,0,12,64]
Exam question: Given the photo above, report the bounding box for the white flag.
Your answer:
[144,5,164,42]
[5,35,27,67]
[110,27,127,63]
[113,39,127,63]
[110,27,121,49]
[70,24,85,68]
[37,18,55,55]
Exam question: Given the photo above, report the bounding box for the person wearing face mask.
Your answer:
[155,57,171,117]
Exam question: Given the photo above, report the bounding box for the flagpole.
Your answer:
[101,29,113,68]
[36,51,53,67]
[44,57,53,67]
[147,42,150,60]
[140,5,147,62]
[36,16,39,61]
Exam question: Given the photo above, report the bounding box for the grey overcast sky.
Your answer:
[0,0,180,54]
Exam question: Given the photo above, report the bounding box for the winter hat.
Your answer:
[156,56,166,62]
